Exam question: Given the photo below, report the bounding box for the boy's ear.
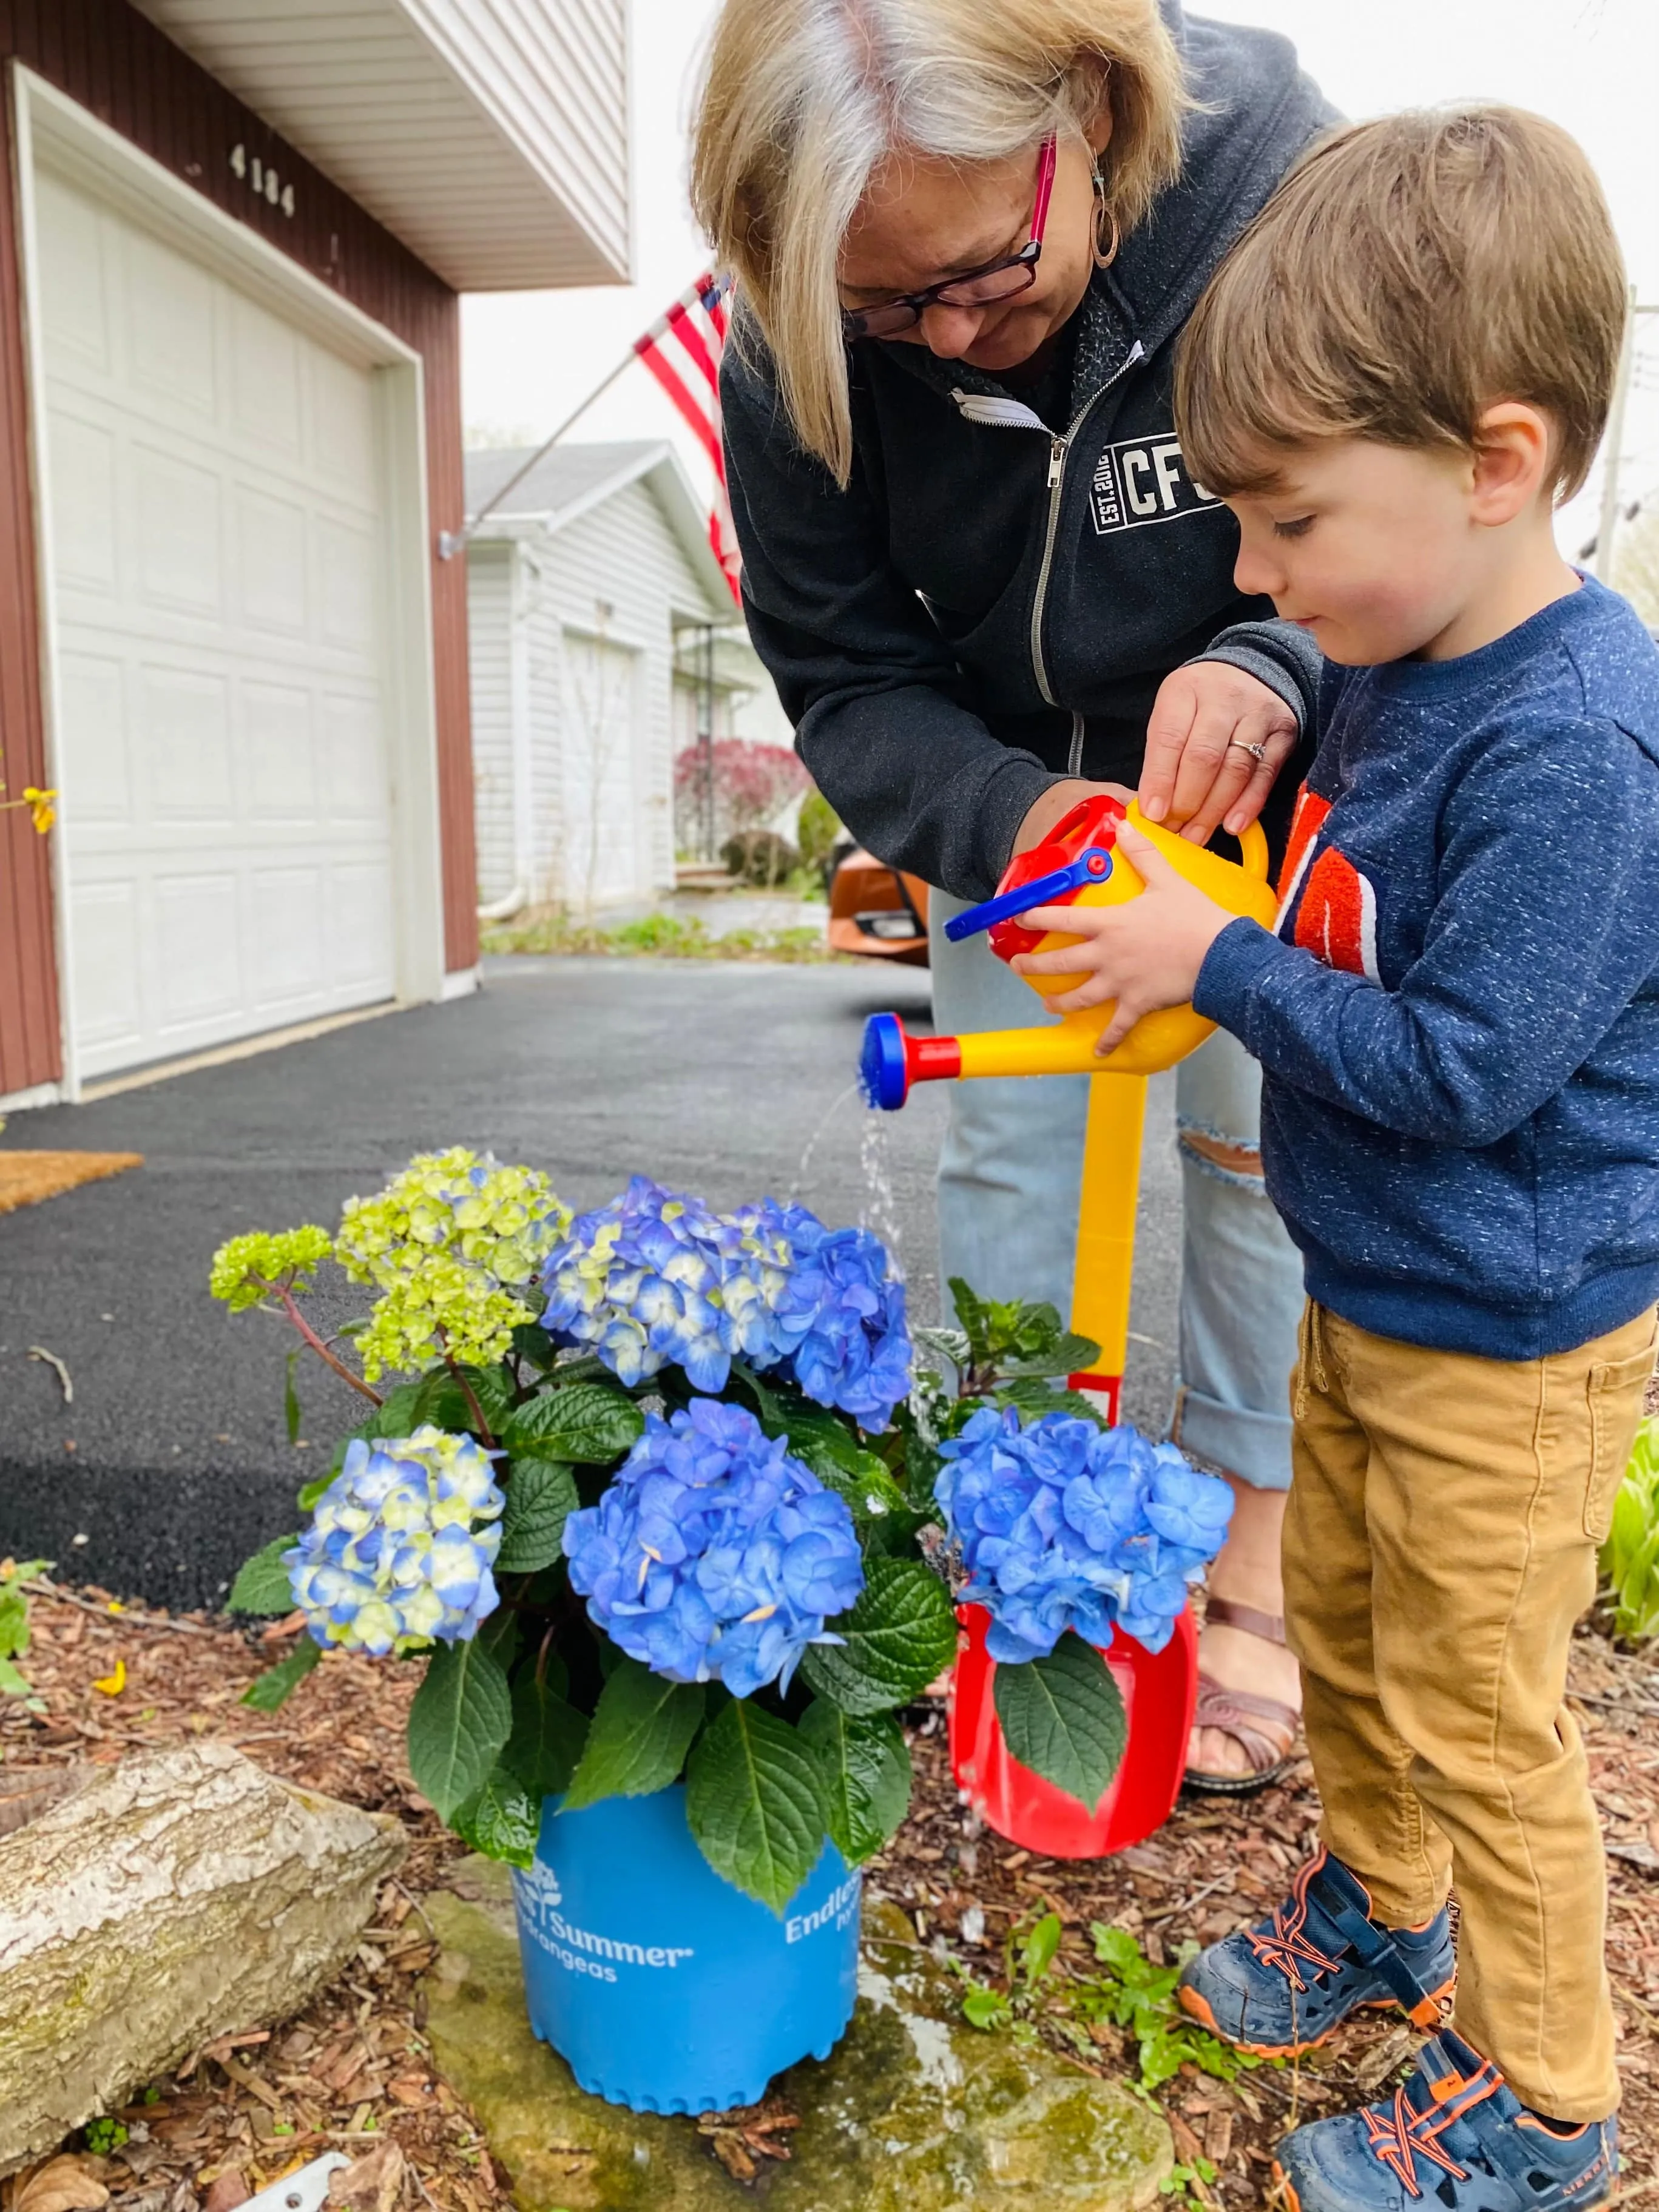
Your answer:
[1469,403,1556,525]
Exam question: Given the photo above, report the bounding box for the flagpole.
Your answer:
[438,342,643,559]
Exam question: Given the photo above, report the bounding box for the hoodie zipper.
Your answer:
[952,339,1146,735]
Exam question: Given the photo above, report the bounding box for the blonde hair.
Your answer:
[691,0,1187,484]
[1175,106,1627,504]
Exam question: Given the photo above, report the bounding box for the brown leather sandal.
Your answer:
[1183,1596,1302,1798]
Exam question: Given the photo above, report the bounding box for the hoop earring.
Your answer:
[1091,172,1120,269]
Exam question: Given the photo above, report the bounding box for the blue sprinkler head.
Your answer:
[859,1012,910,1110]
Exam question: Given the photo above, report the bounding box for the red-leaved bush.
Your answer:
[674,740,810,855]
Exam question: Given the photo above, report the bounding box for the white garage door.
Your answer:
[36,162,397,1080]
[562,631,641,911]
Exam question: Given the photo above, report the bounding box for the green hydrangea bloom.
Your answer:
[336,1149,570,1381]
[209,1226,334,1312]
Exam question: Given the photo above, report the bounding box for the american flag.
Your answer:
[634,272,742,601]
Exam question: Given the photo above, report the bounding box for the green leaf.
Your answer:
[228,1536,299,1616]
[416,1363,518,1438]
[502,1667,588,1801]
[240,1637,321,1710]
[284,1348,303,1446]
[505,1383,644,1464]
[800,1557,958,1716]
[367,1381,428,1438]
[1092,1923,1146,1975]
[297,1475,332,1512]
[994,1634,1127,1812]
[496,1458,578,1572]
[962,1986,1012,2031]
[993,1378,1107,1425]
[452,1764,542,1869]
[0,1653,34,1698]
[407,1636,514,1823]
[913,1325,971,1374]
[684,1699,830,1914]
[1000,1330,1102,1381]
[1019,1912,1062,1987]
[511,1323,558,1372]
[562,1657,704,1811]
[0,1587,29,1662]
[799,1700,911,1865]
[948,1278,995,1366]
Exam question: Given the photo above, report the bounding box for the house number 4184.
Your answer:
[229,144,296,218]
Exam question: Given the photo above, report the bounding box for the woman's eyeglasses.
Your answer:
[840,134,1058,343]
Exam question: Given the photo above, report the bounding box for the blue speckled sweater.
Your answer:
[1194,576,1659,1359]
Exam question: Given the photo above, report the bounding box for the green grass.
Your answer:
[481,908,844,965]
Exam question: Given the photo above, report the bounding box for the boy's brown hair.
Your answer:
[1175,106,1627,501]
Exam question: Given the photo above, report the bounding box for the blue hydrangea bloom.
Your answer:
[287,1425,504,1656]
[934,1407,1233,1662]
[732,1199,911,1428]
[562,1397,865,1696]
[539,1180,911,1428]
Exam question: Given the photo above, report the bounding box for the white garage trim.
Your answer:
[11,67,445,1102]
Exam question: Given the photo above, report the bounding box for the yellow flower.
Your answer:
[92,1657,127,1696]
[23,787,56,834]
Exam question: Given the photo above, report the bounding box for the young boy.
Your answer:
[1015,108,1659,2212]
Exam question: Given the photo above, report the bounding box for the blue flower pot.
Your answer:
[513,1787,861,2114]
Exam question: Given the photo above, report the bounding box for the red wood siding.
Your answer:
[0,0,479,1095]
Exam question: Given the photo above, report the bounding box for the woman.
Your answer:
[692,0,1333,1790]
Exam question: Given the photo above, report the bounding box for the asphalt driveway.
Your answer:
[0,957,1181,1608]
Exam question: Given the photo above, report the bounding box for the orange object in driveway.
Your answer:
[826,849,930,966]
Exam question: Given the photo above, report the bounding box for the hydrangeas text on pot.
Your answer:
[217,1152,1232,1911]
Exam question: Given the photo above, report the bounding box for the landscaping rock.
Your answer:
[422,1859,1171,2212]
[0,1742,404,2172]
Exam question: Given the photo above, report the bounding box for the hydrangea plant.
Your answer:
[218,1158,1223,1909]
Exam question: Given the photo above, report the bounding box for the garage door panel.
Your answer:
[229,291,304,461]
[154,871,242,1023]
[37,174,110,372]
[141,663,234,820]
[68,879,144,1054]
[126,228,216,414]
[57,650,130,819]
[237,484,309,635]
[47,410,120,593]
[245,681,316,819]
[40,161,399,1079]
[317,518,377,653]
[331,861,396,986]
[310,348,377,501]
[134,443,223,616]
[252,866,325,1002]
[322,690,387,818]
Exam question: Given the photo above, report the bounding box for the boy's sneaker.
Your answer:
[1177,1848,1454,2056]
[1274,2029,1618,2212]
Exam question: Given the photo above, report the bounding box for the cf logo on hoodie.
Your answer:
[1089,433,1224,536]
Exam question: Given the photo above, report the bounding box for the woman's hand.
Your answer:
[1012,821,1235,1056]
[1138,663,1299,845]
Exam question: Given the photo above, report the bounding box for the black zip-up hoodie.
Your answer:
[721,7,1337,903]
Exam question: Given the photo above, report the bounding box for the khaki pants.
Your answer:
[1282,1300,1657,2122]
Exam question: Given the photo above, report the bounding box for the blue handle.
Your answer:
[942,848,1113,942]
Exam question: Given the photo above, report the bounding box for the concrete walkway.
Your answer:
[0,956,1179,1608]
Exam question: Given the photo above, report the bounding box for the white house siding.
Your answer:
[466,545,516,905]
[535,476,718,899]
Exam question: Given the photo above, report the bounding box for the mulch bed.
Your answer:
[2,1580,1656,2211]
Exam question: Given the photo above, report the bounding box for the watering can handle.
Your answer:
[1236,818,1271,882]
[943,849,1114,943]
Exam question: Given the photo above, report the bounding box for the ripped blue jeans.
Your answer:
[930,890,1302,1491]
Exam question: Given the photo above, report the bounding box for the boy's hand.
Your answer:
[1012,821,1237,1056]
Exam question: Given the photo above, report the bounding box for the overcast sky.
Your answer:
[461,0,1659,551]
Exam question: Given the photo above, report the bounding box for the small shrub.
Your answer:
[722,829,800,888]
[674,739,808,854]
[0,1556,50,1710]
[797,789,842,874]
[1603,1415,1659,1642]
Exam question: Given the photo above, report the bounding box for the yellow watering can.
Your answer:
[860,793,1277,1415]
